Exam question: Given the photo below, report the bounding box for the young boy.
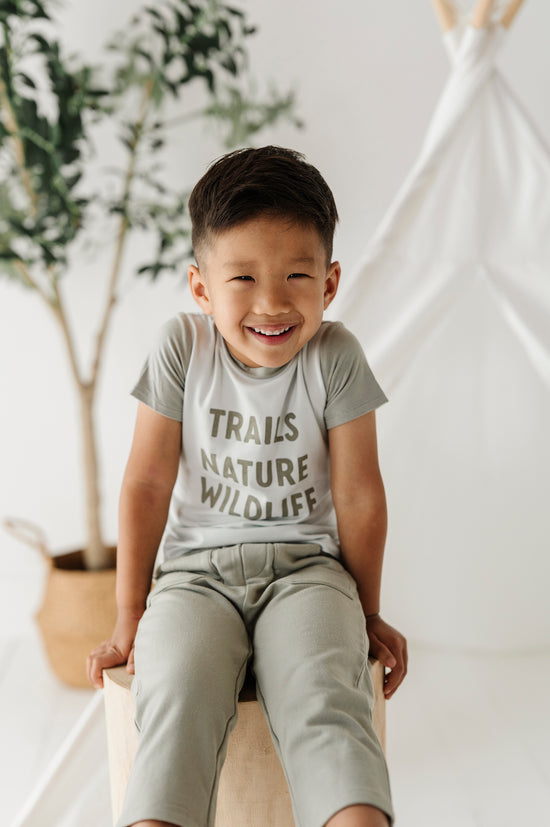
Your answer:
[88,146,407,827]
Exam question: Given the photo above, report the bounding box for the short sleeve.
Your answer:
[319,322,388,430]
[131,315,193,421]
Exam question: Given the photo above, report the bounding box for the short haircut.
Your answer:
[188,146,339,266]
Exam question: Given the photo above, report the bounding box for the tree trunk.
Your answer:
[78,383,112,570]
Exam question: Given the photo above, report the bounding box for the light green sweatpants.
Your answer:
[117,542,394,827]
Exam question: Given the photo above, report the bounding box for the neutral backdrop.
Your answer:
[1,0,548,646]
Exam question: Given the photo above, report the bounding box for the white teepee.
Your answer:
[334,0,550,650]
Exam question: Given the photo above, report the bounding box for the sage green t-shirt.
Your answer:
[132,314,387,559]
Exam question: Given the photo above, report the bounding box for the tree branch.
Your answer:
[0,74,38,216]
[13,259,52,302]
[430,0,458,33]
[501,0,525,29]
[89,79,154,389]
[15,258,83,388]
[50,277,84,388]
[471,0,496,29]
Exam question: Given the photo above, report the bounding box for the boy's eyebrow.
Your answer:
[223,256,317,268]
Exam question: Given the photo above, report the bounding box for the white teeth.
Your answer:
[252,326,291,336]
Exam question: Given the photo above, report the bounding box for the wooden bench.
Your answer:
[104,659,386,827]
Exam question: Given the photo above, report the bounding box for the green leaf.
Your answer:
[137,262,163,278]
[30,0,51,20]
[153,23,170,44]
[204,68,215,93]
[17,71,37,89]
[0,256,30,284]
[135,48,155,67]
[216,19,232,43]
[221,56,238,75]
[175,10,191,36]
[0,247,19,259]
[188,32,220,55]
[145,7,165,23]
[86,87,110,99]
[162,48,175,68]
[224,6,244,18]
[165,79,179,97]
[28,33,50,51]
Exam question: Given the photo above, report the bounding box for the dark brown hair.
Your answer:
[188,146,339,265]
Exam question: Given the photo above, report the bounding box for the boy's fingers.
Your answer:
[383,649,408,699]
[86,642,129,688]
[88,656,109,689]
[383,664,405,699]
[371,628,408,699]
[86,654,105,689]
[369,636,397,669]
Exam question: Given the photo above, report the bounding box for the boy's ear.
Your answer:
[188,265,212,314]
[323,261,341,310]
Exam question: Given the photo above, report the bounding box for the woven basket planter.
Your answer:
[6,518,117,688]
[36,547,118,687]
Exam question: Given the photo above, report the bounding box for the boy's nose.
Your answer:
[253,283,291,315]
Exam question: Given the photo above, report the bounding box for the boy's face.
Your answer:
[188,215,340,368]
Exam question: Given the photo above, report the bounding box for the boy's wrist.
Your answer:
[117,604,146,621]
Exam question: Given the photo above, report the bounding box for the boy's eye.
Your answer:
[288,273,310,279]
[232,275,254,282]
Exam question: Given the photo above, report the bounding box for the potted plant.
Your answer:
[0,0,300,686]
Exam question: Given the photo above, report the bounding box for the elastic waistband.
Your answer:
[156,542,325,585]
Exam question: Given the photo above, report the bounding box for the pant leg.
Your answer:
[117,573,251,827]
[252,555,394,827]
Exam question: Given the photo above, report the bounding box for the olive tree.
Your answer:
[0,0,300,569]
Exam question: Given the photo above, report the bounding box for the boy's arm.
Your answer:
[329,411,407,699]
[87,402,181,688]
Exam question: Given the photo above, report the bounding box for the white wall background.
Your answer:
[1,0,549,646]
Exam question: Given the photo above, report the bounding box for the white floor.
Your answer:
[3,625,550,827]
[385,644,550,827]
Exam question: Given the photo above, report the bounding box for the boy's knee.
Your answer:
[324,804,390,827]
[128,821,179,827]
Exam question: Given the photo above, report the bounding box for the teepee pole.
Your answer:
[501,0,526,28]
[430,0,457,32]
[471,0,496,28]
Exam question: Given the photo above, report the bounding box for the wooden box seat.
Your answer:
[103,659,386,827]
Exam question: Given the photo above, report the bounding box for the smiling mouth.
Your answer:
[251,326,292,336]
[247,325,296,342]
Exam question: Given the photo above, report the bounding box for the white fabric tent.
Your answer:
[333,0,550,650]
[13,2,550,825]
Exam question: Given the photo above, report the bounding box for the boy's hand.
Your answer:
[86,608,143,689]
[366,614,407,700]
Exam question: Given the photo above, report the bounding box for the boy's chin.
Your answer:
[229,348,292,370]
